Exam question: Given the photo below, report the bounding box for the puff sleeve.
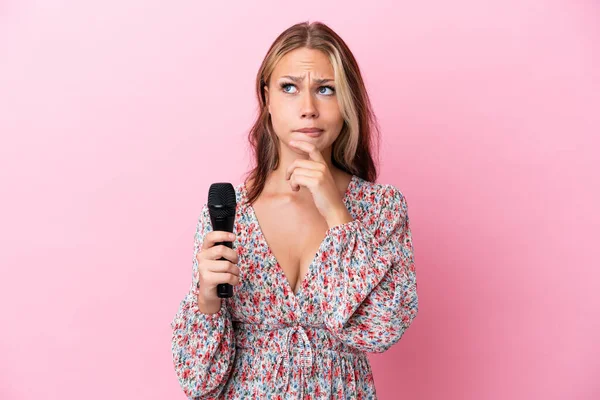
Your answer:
[170,203,236,399]
[322,185,418,353]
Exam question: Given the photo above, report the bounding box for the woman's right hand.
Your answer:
[195,231,240,311]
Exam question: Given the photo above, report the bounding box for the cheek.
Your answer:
[322,102,343,123]
[269,103,294,134]
[271,101,295,122]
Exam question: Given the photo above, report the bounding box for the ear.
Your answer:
[264,85,271,114]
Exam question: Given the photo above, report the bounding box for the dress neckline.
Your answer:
[240,174,357,305]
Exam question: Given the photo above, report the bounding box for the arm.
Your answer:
[170,204,236,399]
[322,185,418,353]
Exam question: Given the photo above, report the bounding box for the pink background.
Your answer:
[1,1,598,399]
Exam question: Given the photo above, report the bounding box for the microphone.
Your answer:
[207,182,237,298]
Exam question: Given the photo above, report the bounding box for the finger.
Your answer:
[203,245,239,263]
[290,174,300,191]
[202,270,240,287]
[285,159,323,181]
[290,174,316,192]
[290,169,321,179]
[202,231,236,250]
[218,273,240,286]
[289,140,326,163]
[205,260,240,277]
[288,169,320,190]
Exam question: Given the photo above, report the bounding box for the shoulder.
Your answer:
[347,177,410,242]
[352,176,407,210]
[234,182,246,205]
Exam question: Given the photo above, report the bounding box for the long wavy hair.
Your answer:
[243,21,381,204]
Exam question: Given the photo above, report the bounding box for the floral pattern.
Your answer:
[171,175,418,399]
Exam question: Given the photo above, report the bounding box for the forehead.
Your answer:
[273,48,334,77]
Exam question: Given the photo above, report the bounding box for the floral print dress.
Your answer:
[170,175,418,399]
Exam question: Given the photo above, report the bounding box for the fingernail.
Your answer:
[230,233,236,239]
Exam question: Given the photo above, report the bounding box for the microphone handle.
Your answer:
[215,239,234,298]
[211,214,235,298]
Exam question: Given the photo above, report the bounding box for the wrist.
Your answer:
[197,293,222,314]
[326,206,353,229]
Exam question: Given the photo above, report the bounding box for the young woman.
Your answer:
[171,21,419,399]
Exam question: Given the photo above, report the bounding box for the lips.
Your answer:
[294,128,324,137]
[296,128,323,133]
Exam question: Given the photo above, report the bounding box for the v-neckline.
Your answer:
[242,174,357,303]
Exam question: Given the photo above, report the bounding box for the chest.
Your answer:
[250,198,329,295]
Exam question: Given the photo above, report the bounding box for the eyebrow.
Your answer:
[279,75,334,84]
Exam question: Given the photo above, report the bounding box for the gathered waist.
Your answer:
[232,321,365,357]
[230,321,371,397]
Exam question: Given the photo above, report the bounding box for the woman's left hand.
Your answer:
[286,140,354,228]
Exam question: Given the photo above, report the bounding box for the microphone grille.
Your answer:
[207,183,237,218]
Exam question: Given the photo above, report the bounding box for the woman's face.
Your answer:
[264,47,344,153]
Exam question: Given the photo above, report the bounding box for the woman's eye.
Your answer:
[280,83,335,95]
[319,86,335,95]
[282,84,297,93]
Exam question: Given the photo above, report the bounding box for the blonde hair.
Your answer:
[244,21,380,204]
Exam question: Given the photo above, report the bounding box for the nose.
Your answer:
[300,91,318,119]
